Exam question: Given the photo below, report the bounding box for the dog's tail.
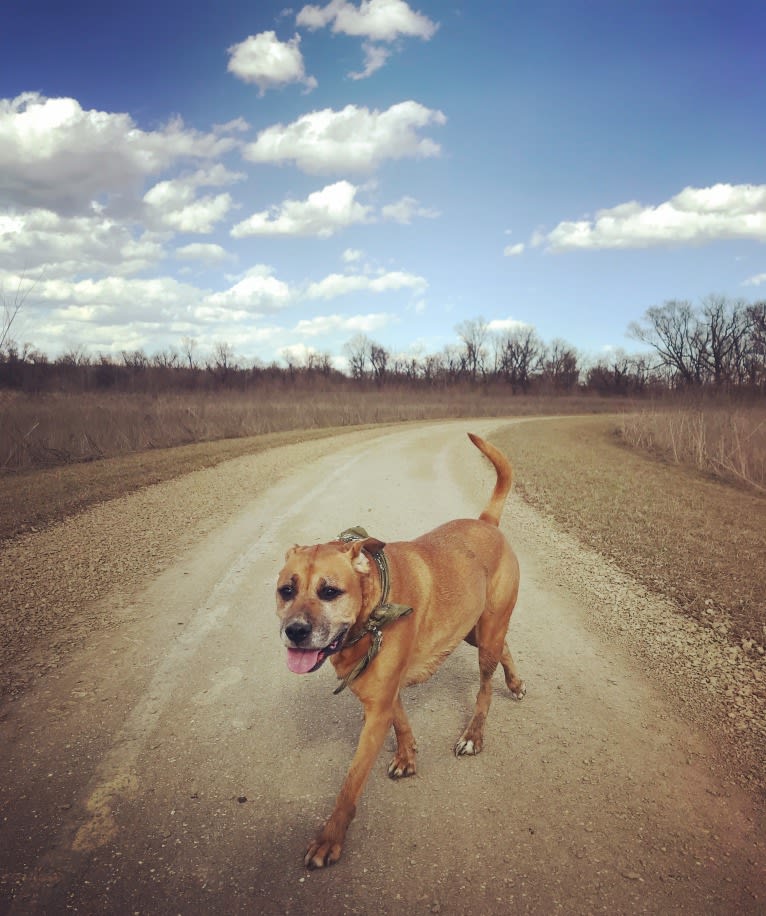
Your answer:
[468,432,513,527]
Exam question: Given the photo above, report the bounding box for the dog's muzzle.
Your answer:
[284,626,349,675]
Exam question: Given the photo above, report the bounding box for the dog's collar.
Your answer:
[337,526,391,604]
[333,527,413,695]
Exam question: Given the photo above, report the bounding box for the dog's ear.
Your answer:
[345,537,386,574]
[284,544,301,561]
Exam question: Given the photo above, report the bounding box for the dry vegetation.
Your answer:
[0,387,617,472]
[494,415,766,653]
[619,404,766,491]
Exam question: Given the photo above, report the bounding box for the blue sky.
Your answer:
[2,0,765,369]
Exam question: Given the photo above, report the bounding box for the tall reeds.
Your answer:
[620,404,766,491]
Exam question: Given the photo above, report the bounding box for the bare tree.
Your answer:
[211,341,236,381]
[369,341,389,384]
[629,300,709,386]
[344,334,371,379]
[744,301,766,388]
[542,339,579,390]
[181,336,198,370]
[493,327,543,392]
[700,295,746,386]
[1,274,39,353]
[456,317,489,381]
[152,347,180,369]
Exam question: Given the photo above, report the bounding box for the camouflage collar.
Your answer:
[333,527,413,694]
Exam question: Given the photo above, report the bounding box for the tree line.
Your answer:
[1,295,764,396]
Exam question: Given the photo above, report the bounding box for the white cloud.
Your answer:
[542,183,766,251]
[743,272,766,287]
[227,31,317,95]
[144,186,233,234]
[294,312,393,336]
[306,269,427,299]
[296,0,438,42]
[349,42,392,79]
[0,208,164,277]
[175,243,231,263]
[381,195,439,224]
[231,180,371,238]
[487,317,534,334]
[243,101,446,174]
[143,164,243,234]
[504,243,525,256]
[203,265,292,315]
[0,92,237,216]
[342,247,364,263]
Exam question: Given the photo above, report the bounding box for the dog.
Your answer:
[276,432,525,869]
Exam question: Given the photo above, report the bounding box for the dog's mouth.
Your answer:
[285,628,348,675]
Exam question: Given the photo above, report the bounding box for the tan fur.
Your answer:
[276,433,525,869]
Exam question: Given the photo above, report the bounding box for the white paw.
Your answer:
[454,738,477,757]
[510,680,527,700]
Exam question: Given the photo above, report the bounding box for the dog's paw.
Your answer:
[387,755,417,779]
[509,679,527,701]
[304,837,343,869]
[454,736,482,757]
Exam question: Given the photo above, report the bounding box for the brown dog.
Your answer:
[276,433,525,869]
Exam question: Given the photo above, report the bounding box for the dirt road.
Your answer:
[1,421,763,914]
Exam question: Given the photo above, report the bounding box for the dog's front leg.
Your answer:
[305,697,393,869]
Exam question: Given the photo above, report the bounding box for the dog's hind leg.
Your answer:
[388,693,417,778]
[454,640,498,756]
[500,641,526,700]
[456,609,525,756]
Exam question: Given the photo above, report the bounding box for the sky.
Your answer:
[2,0,766,370]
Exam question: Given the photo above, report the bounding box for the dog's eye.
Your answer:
[278,584,296,600]
[318,585,343,601]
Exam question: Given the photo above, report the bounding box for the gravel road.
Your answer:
[1,420,764,914]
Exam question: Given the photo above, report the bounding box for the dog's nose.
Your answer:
[285,620,312,645]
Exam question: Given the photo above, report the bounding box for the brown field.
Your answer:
[495,415,766,651]
[0,388,616,471]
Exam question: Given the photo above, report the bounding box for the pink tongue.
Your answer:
[286,648,322,674]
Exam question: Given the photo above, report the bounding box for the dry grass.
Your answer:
[619,405,766,491]
[0,388,618,471]
[494,415,766,650]
[0,426,366,543]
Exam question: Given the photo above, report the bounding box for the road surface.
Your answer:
[1,421,763,914]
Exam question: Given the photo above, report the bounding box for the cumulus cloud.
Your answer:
[175,242,231,263]
[227,31,317,95]
[143,165,243,233]
[203,265,292,315]
[504,243,525,256]
[305,269,427,299]
[342,247,364,263]
[743,272,766,287]
[0,208,164,277]
[293,312,393,336]
[0,93,237,216]
[381,195,439,224]
[243,101,446,173]
[231,180,371,238]
[296,0,437,42]
[541,183,766,251]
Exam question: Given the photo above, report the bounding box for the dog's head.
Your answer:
[276,537,384,675]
